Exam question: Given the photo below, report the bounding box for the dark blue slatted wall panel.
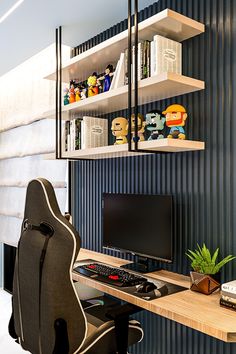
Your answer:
[71,0,236,353]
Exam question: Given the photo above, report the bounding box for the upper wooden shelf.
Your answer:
[59,72,204,117]
[45,9,205,83]
[62,139,205,160]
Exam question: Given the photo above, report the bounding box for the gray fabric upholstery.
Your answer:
[12,178,143,354]
[81,314,143,354]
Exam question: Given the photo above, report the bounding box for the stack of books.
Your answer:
[220,280,236,310]
[64,116,108,152]
[124,34,182,85]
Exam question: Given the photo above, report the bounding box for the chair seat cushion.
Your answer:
[80,312,143,354]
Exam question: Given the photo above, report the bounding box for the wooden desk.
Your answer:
[73,248,236,343]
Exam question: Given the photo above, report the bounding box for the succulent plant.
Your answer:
[186,243,235,275]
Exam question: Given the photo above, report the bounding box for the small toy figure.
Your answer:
[69,80,76,104]
[145,110,165,140]
[131,113,145,142]
[63,87,69,105]
[87,72,99,97]
[74,87,81,101]
[111,117,128,145]
[162,104,188,139]
[98,64,114,92]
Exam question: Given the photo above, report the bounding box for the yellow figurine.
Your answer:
[162,104,188,139]
[131,113,145,142]
[74,87,81,101]
[111,117,128,145]
[87,72,99,97]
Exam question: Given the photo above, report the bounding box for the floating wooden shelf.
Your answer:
[45,9,205,83]
[59,73,204,117]
[61,139,205,160]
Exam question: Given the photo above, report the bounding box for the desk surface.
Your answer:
[73,248,236,343]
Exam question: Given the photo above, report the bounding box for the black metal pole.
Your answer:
[128,0,132,151]
[55,28,59,159]
[134,0,138,151]
[59,26,62,158]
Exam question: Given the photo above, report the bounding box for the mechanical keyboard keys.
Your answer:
[74,263,147,287]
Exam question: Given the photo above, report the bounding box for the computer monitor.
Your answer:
[102,193,173,273]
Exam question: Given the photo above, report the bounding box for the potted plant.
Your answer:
[186,243,235,295]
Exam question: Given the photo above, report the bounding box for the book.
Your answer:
[221,289,236,299]
[221,280,236,294]
[65,120,70,151]
[75,118,82,150]
[151,35,182,76]
[221,294,236,304]
[81,116,108,149]
[70,120,75,151]
[220,298,236,311]
[124,48,129,85]
[112,52,125,89]
[109,59,120,90]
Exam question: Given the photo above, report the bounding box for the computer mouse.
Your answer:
[137,281,157,293]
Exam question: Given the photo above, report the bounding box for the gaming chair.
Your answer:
[9,178,143,353]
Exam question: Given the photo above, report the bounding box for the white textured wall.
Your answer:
[0,44,70,246]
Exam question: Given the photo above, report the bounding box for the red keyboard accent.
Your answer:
[108,275,119,280]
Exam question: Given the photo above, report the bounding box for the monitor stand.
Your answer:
[121,256,161,273]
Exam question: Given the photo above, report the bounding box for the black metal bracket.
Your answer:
[127,0,171,155]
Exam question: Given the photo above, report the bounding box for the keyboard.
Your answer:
[74,263,147,287]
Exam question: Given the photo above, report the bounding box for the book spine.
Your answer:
[222,284,236,294]
[142,41,148,79]
[220,298,236,310]
[65,120,71,152]
[151,39,157,77]
[221,289,236,299]
[146,40,150,78]
[137,42,141,81]
[221,294,236,304]
[81,121,84,149]
[124,48,128,85]
[75,119,81,150]
[70,120,74,151]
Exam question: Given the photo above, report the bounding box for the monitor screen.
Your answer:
[102,193,173,263]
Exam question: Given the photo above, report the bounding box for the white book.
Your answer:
[150,40,156,76]
[81,116,108,149]
[110,59,120,90]
[70,120,75,151]
[113,52,125,88]
[221,280,236,294]
[152,34,182,76]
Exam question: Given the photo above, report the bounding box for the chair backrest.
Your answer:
[12,178,87,354]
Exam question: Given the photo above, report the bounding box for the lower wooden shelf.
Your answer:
[61,139,205,160]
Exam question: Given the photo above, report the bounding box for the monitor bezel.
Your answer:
[102,192,174,264]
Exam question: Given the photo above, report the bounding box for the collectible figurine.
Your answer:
[145,110,165,140]
[63,87,69,105]
[162,104,188,139]
[131,113,145,142]
[69,80,76,104]
[98,64,114,92]
[87,72,99,97]
[111,117,128,145]
[74,87,81,101]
